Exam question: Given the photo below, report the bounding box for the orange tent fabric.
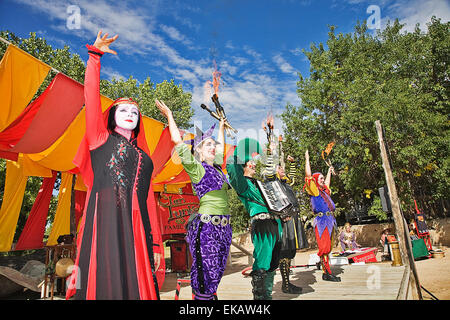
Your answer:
[0,160,28,251]
[0,45,50,132]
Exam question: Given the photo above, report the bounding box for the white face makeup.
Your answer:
[197,138,216,163]
[114,104,139,131]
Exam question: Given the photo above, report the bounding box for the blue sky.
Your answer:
[1,0,449,146]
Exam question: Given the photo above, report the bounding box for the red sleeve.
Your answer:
[84,44,109,150]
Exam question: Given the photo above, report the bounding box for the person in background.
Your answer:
[264,149,308,294]
[339,222,361,251]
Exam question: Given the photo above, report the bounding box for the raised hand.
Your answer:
[155,99,172,119]
[93,30,119,55]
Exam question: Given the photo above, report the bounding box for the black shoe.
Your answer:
[282,283,303,294]
[322,273,341,282]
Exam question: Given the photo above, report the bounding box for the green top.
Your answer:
[175,143,229,215]
[226,155,269,217]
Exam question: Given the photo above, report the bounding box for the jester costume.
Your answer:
[304,173,340,282]
[175,126,232,300]
[264,155,308,294]
[226,138,282,300]
[66,45,164,300]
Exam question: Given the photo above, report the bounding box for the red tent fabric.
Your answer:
[74,189,86,229]
[14,171,57,250]
[9,73,85,154]
[150,127,177,178]
[0,78,50,151]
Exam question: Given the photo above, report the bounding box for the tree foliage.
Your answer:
[281,17,449,220]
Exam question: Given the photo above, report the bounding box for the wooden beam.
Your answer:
[375,120,423,300]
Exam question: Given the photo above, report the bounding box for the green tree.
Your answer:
[281,17,449,220]
[100,77,194,129]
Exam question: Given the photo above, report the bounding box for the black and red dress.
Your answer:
[66,45,163,300]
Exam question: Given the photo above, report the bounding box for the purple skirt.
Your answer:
[186,214,232,299]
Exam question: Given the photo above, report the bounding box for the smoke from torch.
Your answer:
[212,60,222,96]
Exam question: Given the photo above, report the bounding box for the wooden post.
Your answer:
[375,120,422,299]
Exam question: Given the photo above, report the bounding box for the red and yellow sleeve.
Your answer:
[304,176,319,196]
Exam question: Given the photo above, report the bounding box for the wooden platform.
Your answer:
[159,262,407,300]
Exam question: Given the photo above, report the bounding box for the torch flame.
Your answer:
[322,141,335,160]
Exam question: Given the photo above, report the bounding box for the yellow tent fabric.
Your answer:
[142,116,164,155]
[21,154,53,177]
[46,172,73,246]
[0,45,50,132]
[0,160,28,251]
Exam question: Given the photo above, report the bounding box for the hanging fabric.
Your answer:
[46,172,73,246]
[15,171,57,250]
[0,159,28,251]
[0,45,50,131]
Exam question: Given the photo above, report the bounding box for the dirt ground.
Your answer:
[1,243,448,300]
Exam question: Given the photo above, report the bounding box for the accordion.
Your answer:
[256,179,296,219]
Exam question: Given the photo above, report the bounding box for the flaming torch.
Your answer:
[200,61,237,137]
[322,141,336,175]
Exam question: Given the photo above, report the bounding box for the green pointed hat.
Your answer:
[234,138,262,165]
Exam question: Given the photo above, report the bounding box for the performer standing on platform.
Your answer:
[66,31,163,300]
[227,138,282,300]
[156,100,232,300]
[264,151,308,294]
[304,150,341,282]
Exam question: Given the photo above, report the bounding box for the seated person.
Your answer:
[339,222,361,251]
[380,228,391,260]
[409,219,419,241]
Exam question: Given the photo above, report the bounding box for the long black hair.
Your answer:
[107,104,141,138]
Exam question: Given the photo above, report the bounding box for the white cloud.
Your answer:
[383,0,450,33]
[273,54,298,76]
[160,24,193,46]
[101,66,126,81]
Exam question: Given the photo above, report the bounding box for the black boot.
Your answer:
[321,256,341,282]
[280,258,302,294]
[264,270,276,300]
[250,269,267,300]
[322,272,341,282]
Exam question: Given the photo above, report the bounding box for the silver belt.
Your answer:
[251,213,274,221]
[199,214,231,227]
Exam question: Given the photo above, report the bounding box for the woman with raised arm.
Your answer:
[66,31,164,300]
[156,99,231,300]
[304,150,341,282]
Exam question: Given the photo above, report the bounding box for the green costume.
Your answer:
[226,138,282,300]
